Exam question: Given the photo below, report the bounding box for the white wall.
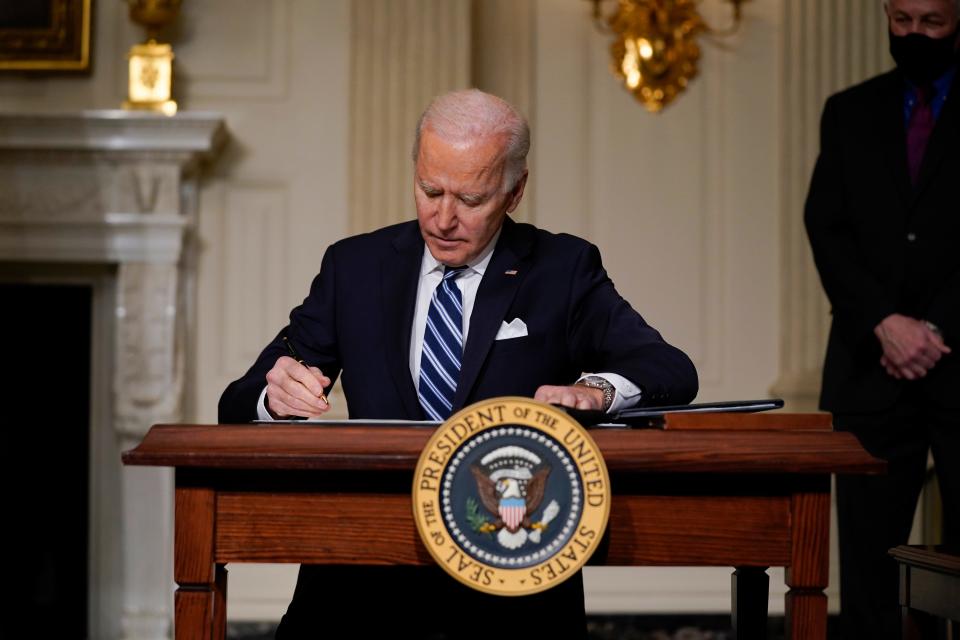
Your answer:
[530,0,781,405]
[186,0,352,621]
[0,0,859,627]
[527,0,786,615]
[186,0,351,425]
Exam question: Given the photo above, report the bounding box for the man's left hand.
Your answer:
[534,384,605,410]
[874,314,951,380]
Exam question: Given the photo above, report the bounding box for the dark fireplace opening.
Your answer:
[4,283,91,638]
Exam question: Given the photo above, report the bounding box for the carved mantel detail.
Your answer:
[115,262,183,442]
[0,111,227,640]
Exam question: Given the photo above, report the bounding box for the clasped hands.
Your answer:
[874,313,951,380]
[264,356,606,418]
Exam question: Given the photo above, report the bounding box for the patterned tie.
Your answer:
[906,84,935,185]
[418,266,467,420]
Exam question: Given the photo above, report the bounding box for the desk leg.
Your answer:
[174,485,227,640]
[174,566,228,640]
[732,567,769,640]
[785,490,829,640]
[901,605,930,640]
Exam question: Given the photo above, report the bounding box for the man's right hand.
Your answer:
[265,356,331,418]
[874,314,950,380]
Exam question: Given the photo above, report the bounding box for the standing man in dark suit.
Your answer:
[220,89,697,638]
[805,1,960,637]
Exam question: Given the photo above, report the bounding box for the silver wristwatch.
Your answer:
[575,375,615,412]
[924,320,943,339]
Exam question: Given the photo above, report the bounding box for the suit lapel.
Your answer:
[381,222,426,419]
[912,71,960,203]
[452,219,535,410]
[876,71,913,209]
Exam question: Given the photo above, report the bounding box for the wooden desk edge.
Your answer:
[890,545,960,574]
[663,412,832,431]
[122,422,884,475]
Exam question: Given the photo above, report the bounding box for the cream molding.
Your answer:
[0,110,226,640]
[0,110,225,154]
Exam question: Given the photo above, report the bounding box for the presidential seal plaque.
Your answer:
[412,397,611,596]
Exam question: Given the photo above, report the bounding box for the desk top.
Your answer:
[122,421,884,475]
[890,545,960,574]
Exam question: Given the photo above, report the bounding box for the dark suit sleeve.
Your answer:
[925,271,960,342]
[804,94,897,342]
[218,246,343,423]
[565,241,698,406]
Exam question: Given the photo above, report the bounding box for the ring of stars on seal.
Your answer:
[442,426,582,568]
[413,397,611,597]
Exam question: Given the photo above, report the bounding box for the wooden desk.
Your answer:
[890,545,960,640]
[122,413,882,640]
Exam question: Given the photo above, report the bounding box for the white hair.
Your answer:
[412,89,530,193]
[883,0,960,15]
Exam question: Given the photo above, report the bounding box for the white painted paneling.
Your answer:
[527,0,785,614]
[192,1,350,434]
[219,183,289,375]
[175,0,290,98]
[532,1,780,404]
[531,0,592,238]
[188,1,351,617]
[472,0,536,222]
[586,41,724,386]
[349,0,471,233]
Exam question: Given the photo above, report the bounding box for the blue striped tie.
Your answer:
[418,266,467,421]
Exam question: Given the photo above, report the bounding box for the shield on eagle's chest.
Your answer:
[499,497,526,531]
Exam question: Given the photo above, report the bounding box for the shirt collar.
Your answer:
[905,65,957,100]
[420,227,502,277]
[935,65,957,96]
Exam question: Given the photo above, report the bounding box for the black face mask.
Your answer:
[889,28,960,86]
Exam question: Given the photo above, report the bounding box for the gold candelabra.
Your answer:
[589,0,746,113]
[123,0,182,116]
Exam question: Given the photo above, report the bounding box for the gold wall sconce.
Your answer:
[123,0,182,116]
[588,0,746,113]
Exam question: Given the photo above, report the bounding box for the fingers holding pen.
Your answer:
[288,361,331,399]
[266,356,331,417]
[281,335,331,400]
[268,385,325,418]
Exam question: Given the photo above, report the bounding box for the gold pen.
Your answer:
[283,335,329,406]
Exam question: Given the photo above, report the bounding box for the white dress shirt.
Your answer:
[258,229,642,419]
[409,229,499,385]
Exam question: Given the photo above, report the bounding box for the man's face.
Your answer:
[887,0,959,38]
[415,129,527,267]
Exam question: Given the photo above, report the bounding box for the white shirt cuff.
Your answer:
[256,386,275,421]
[578,372,642,413]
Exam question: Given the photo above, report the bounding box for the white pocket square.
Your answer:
[495,318,528,340]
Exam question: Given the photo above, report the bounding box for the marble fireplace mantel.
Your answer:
[0,110,227,640]
[0,111,226,267]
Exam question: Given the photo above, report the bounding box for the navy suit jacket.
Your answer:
[219,217,697,422]
[805,68,960,412]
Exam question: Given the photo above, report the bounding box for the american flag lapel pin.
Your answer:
[504,269,518,276]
